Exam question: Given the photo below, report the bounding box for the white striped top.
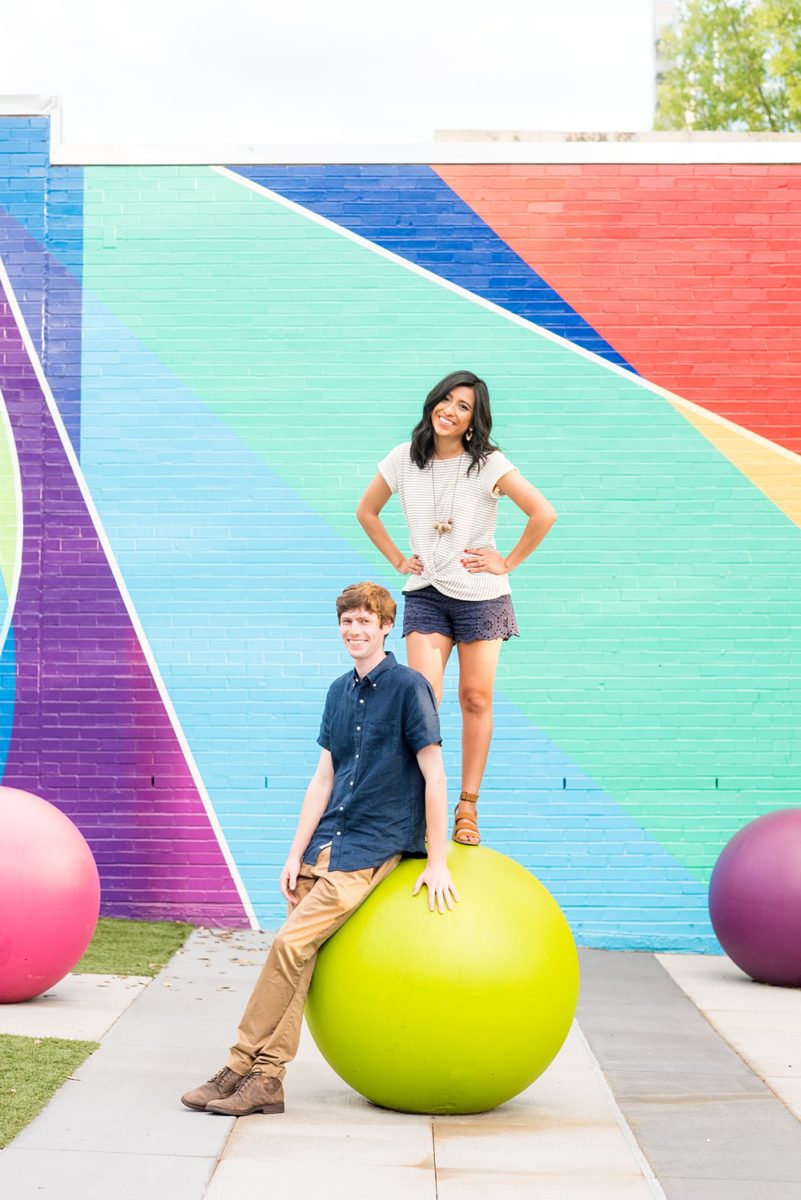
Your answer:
[378,442,517,601]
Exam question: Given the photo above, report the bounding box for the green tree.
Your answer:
[655,0,801,131]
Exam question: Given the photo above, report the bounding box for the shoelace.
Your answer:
[210,1066,237,1086]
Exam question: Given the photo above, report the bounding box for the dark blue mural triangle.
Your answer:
[230,164,635,371]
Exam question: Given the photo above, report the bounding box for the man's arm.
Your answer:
[279,748,335,905]
[412,743,459,914]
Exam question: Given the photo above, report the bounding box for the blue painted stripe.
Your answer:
[0,119,83,449]
[0,197,84,452]
[0,623,16,778]
[230,165,634,372]
[0,118,49,244]
[42,167,84,452]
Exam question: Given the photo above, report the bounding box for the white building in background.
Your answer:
[654,0,679,92]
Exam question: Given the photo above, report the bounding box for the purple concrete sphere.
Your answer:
[709,809,801,987]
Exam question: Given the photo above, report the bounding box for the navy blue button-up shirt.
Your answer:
[305,652,441,872]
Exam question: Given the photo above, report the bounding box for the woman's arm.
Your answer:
[356,473,423,576]
[462,471,557,576]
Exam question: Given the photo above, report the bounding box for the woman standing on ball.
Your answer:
[356,370,557,846]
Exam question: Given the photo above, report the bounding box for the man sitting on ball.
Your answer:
[181,581,458,1117]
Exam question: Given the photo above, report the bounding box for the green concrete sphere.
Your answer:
[305,844,579,1114]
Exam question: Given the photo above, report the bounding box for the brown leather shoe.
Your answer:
[206,1068,285,1116]
[181,1066,243,1111]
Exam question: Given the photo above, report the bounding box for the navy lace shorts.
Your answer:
[402,586,519,643]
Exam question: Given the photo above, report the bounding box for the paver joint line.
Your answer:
[430,1117,438,1198]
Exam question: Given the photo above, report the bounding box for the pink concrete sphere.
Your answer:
[0,786,101,1003]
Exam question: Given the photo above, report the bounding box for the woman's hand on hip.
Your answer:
[461,547,509,575]
[397,553,424,576]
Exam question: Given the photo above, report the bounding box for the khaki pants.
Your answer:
[227,846,401,1078]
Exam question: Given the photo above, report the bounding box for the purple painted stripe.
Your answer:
[0,276,248,927]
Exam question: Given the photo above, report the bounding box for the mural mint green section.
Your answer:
[0,398,20,602]
[83,166,801,877]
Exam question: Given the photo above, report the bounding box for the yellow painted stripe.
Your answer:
[666,397,801,530]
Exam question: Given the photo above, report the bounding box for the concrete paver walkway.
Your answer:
[0,973,149,1042]
[659,952,801,1124]
[579,950,801,1200]
[1,930,800,1199]
[205,1020,660,1199]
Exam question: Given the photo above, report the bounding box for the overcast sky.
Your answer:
[2,0,658,146]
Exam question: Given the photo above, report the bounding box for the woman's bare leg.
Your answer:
[454,639,503,839]
[405,631,454,706]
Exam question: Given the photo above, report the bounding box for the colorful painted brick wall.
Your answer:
[2,119,801,948]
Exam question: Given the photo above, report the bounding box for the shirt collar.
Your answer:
[351,650,397,689]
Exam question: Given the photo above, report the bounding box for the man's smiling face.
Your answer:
[339,606,392,674]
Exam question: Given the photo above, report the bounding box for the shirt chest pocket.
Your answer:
[362,719,397,754]
[364,718,393,738]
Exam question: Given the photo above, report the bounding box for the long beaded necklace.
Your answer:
[431,452,465,535]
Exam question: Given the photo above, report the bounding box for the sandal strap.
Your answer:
[453,802,478,818]
[458,791,479,805]
[453,821,481,844]
[453,812,479,832]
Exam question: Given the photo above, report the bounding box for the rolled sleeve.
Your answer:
[377,443,407,494]
[317,690,333,750]
[481,450,517,498]
[402,677,442,753]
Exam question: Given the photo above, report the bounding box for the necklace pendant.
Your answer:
[431,456,461,537]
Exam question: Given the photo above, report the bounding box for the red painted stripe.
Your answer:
[435,164,801,455]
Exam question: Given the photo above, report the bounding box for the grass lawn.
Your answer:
[1,917,195,1148]
[0,1034,99,1148]
[73,917,194,976]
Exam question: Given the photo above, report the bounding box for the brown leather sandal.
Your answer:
[452,791,480,846]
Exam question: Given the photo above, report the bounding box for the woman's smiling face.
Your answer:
[431,385,475,442]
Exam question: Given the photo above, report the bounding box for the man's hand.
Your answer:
[413,861,460,914]
[280,853,302,904]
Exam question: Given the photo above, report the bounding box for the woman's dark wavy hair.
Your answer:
[409,370,498,476]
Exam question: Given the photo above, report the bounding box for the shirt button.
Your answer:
[339,807,344,812]
[356,725,361,731]
[359,699,364,704]
[336,831,341,836]
[350,780,354,786]
[355,753,359,758]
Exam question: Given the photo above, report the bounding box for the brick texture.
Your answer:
[1,127,800,947]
